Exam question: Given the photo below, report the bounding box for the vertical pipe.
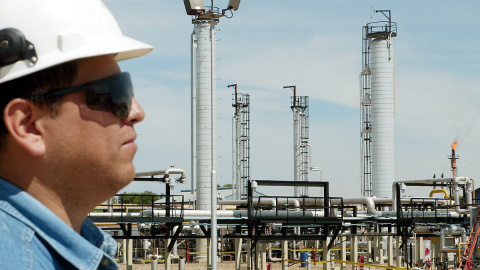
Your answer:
[323,236,331,270]
[108,198,113,213]
[236,113,242,200]
[151,257,158,270]
[387,235,394,266]
[235,238,242,270]
[179,258,186,270]
[351,236,358,270]
[191,31,196,197]
[164,238,171,269]
[127,238,133,270]
[396,235,403,267]
[210,13,217,270]
[282,240,288,269]
[260,242,267,270]
[235,97,242,200]
[451,148,457,177]
[231,84,238,200]
[122,239,127,264]
[293,108,299,197]
[232,115,235,199]
[341,236,347,269]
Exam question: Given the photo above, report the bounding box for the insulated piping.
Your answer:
[90,209,325,219]
[267,243,282,262]
[218,198,297,211]
[453,178,473,213]
[190,30,196,196]
[342,197,380,217]
[392,177,471,212]
[108,210,306,218]
[219,197,379,216]
[135,168,187,184]
[378,210,461,218]
[429,189,449,198]
[466,180,473,210]
[192,196,451,219]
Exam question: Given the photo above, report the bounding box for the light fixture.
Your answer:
[227,0,241,11]
[183,0,205,15]
[251,180,257,191]
[400,183,407,193]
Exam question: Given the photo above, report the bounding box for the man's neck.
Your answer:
[16,178,89,233]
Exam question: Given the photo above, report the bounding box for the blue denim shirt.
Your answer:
[0,178,119,269]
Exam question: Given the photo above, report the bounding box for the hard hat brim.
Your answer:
[0,34,153,84]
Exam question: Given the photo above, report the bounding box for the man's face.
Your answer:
[42,55,145,197]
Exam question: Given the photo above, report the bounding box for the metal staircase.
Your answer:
[460,209,480,269]
[360,25,373,197]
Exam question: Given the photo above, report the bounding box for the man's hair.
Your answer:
[0,61,78,148]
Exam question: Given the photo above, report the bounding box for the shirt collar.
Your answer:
[0,178,117,269]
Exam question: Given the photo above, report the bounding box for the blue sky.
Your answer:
[104,1,480,198]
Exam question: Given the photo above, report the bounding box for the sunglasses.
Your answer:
[33,72,134,119]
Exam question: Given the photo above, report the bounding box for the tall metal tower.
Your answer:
[360,10,397,198]
[230,84,251,200]
[285,86,310,197]
[183,1,241,266]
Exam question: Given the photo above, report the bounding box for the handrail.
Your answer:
[366,21,397,36]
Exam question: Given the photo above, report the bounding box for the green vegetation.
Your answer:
[118,191,163,205]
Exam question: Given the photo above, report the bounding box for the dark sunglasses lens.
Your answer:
[84,73,133,119]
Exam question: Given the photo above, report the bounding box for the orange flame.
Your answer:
[451,141,458,150]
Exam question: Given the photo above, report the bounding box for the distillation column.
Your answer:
[194,18,217,262]
[367,12,397,197]
[195,19,215,213]
[185,3,240,267]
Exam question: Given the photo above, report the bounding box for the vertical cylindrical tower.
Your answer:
[286,89,309,197]
[235,107,242,199]
[194,20,215,210]
[231,89,251,200]
[194,18,217,263]
[293,106,310,197]
[293,107,301,197]
[370,38,396,197]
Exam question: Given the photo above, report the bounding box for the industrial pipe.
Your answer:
[219,198,300,211]
[267,242,283,262]
[135,168,187,184]
[429,189,449,199]
[392,177,472,213]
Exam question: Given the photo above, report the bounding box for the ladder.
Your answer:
[460,209,480,269]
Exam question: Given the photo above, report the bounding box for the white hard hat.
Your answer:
[0,0,153,84]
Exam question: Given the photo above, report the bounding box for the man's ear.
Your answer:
[3,98,47,157]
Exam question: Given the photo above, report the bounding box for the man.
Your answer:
[0,0,153,269]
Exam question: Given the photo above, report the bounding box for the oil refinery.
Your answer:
[89,1,480,270]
